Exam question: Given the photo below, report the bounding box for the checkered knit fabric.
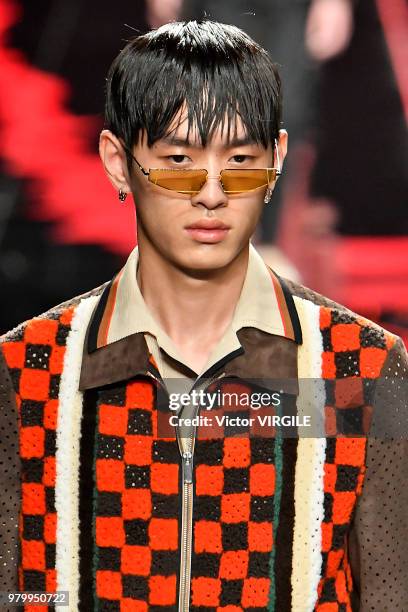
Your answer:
[320,308,390,437]
[82,376,279,611]
[315,437,366,612]
[1,308,74,612]
[314,306,391,612]
[190,436,277,610]
[92,379,180,609]
[0,294,403,611]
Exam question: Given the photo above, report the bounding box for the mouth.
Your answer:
[184,219,230,244]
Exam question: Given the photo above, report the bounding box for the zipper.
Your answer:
[178,448,194,612]
[147,366,226,611]
[176,371,226,612]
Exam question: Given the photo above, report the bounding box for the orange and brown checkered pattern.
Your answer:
[93,379,180,609]
[315,306,391,611]
[190,436,276,610]
[1,308,74,612]
[92,381,277,610]
[320,307,390,437]
[315,437,366,612]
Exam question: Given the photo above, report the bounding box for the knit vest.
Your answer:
[0,289,395,611]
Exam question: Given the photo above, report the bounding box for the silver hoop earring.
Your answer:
[264,186,273,204]
[118,189,127,202]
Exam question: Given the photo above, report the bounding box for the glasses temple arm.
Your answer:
[274,138,282,175]
[120,141,149,176]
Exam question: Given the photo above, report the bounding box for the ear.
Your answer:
[276,129,288,169]
[99,130,132,195]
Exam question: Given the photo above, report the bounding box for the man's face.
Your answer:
[103,109,286,274]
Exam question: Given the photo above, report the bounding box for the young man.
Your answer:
[0,20,406,612]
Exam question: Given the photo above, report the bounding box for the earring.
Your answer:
[118,189,127,202]
[264,186,273,204]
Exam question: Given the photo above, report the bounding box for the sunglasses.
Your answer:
[121,140,281,195]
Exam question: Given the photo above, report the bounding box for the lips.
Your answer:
[185,219,230,230]
[185,219,230,244]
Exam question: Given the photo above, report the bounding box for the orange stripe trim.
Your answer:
[268,268,295,341]
[148,353,159,370]
[97,268,124,348]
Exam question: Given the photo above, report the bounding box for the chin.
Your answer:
[174,244,241,274]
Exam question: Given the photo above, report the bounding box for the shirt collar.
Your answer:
[86,242,302,355]
[80,243,302,391]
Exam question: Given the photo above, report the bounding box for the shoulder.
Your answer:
[0,283,107,397]
[281,276,407,368]
[283,275,372,320]
[0,282,107,345]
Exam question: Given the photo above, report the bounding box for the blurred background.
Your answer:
[0,0,407,344]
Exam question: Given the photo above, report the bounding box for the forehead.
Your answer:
[151,104,261,149]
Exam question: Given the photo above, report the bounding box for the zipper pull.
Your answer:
[182,450,193,484]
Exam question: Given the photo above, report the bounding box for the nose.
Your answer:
[190,173,228,210]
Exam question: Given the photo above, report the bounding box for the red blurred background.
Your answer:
[0,0,406,343]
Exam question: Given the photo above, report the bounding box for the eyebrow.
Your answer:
[160,135,259,149]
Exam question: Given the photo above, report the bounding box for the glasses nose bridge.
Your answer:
[194,170,228,199]
[202,171,226,193]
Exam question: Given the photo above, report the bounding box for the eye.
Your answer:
[231,155,252,163]
[166,155,190,164]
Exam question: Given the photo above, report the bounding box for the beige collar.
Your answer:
[86,242,302,362]
[81,243,302,390]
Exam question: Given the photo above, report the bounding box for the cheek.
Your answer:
[230,196,264,229]
[135,196,186,238]
[130,176,158,207]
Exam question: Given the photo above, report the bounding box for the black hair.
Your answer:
[105,20,282,160]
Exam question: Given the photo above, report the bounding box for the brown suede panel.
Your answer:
[224,327,299,395]
[79,325,299,394]
[348,336,408,611]
[0,346,20,595]
[79,331,152,391]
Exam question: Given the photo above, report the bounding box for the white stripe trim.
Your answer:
[291,296,326,611]
[55,295,99,612]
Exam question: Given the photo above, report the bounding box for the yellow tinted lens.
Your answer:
[148,169,207,193]
[220,169,277,193]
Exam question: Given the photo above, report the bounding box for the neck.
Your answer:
[136,238,249,360]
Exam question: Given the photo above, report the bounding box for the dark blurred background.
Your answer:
[0,0,407,343]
